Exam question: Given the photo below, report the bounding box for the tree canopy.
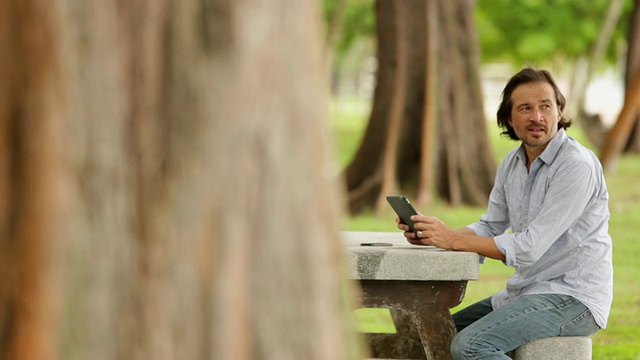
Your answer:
[476,0,633,66]
[325,0,635,72]
[323,0,375,57]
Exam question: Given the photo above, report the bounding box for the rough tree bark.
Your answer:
[343,0,495,214]
[0,1,362,359]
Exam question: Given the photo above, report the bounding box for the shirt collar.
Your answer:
[515,128,567,165]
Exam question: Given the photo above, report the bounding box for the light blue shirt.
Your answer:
[467,129,613,328]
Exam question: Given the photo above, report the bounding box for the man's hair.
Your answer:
[496,67,572,140]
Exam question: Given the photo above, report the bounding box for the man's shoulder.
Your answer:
[553,136,604,177]
[557,136,598,164]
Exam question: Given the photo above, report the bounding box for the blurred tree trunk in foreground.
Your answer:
[0,1,362,359]
[343,0,495,214]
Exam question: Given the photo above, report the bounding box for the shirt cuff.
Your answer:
[494,233,516,266]
[466,225,489,264]
[466,223,492,238]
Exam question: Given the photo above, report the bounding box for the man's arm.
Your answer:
[449,228,505,261]
[402,215,506,261]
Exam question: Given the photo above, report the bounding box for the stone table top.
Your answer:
[342,231,480,281]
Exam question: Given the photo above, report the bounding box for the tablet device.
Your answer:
[386,195,418,232]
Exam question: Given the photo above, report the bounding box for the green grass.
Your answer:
[353,308,397,334]
[329,96,371,167]
[332,97,640,359]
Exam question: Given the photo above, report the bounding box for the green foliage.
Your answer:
[323,0,375,57]
[476,0,634,66]
[323,0,375,95]
[338,0,375,56]
[322,0,635,71]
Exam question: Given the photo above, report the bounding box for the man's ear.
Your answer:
[557,105,563,119]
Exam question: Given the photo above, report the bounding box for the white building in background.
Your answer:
[583,68,624,126]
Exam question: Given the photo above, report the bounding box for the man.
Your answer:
[397,67,613,359]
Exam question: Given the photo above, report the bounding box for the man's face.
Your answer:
[508,81,561,151]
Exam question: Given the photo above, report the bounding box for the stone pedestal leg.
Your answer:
[358,280,467,360]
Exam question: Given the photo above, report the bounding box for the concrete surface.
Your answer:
[514,337,592,359]
[342,231,480,281]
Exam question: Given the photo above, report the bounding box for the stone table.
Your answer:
[343,231,480,360]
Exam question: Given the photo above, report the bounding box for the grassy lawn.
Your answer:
[331,97,640,359]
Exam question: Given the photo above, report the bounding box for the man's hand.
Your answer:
[396,213,505,261]
[403,215,456,249]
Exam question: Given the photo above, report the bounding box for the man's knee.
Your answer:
[450,331,470,360]
[451,328,504,360]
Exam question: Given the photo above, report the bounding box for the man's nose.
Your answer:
[530,110,544,122]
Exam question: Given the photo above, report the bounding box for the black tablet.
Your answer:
[386,195,419,232]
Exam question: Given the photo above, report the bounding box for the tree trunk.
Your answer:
[416,0,439,206]
[0,1,362,359]
[624,0,640,153]
[600,0,640,165]
[435,0,495,206]
[344,0,495,214]
[0,2,68,358]
[601,65,640,172]
[568,0,625,149]
[342,0,405,213]
[375,0,408,210]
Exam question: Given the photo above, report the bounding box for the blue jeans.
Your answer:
[450,294,599,360]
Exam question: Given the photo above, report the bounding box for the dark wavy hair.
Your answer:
[496,67,572,140]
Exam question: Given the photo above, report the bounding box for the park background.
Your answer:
[0,0,639,359]
[329,0,639,359]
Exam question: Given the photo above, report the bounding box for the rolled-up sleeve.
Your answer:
[494,233,516,265]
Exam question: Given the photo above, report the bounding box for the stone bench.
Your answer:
[513,337,592,359]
